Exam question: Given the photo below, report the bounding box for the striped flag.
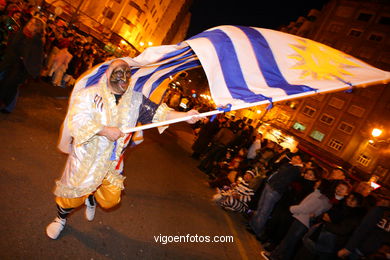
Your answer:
[185,25,389,106]
[71,25,390,134]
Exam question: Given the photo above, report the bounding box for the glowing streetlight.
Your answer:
[371,128,383,138]
[148,41,153,46]
[139,41,145,46]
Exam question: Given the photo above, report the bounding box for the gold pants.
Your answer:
[56,179,121,209]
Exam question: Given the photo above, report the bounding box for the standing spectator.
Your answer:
[249,153,304,238]
[198,121,237,175]
[0,16,45,113]
[262,167,321,251]
[41,24,62,77]
[65,43,83,84]
[246,133,262,160]
[49,45,72,87]
[0,9,22,56]
[191,115,226,159]
[78,42,93,73]
[337,198,390,260]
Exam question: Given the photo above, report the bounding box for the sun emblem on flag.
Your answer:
[289,38,361,80]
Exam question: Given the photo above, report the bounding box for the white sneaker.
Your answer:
[46,217,66,239]
[85,197,96,221]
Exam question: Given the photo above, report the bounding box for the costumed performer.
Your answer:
[46,59,200,239]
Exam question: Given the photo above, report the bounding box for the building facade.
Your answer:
[270,0,390,185]
[46,0,192,54]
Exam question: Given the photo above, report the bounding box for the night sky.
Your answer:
[186,0,330,38]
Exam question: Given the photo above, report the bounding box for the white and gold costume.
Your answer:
[54,75,172,199]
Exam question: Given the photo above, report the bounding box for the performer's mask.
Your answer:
[109,63,132,94]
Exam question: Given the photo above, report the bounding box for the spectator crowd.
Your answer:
[191,114,389,260]
[0,0,114,113]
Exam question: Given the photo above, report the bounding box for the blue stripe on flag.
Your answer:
[190,30,270,103]
[133,56,198,92]
[237,26,316,94]
[149,60,201,94]
[131,67,140,75]
[85,65,140,88]
[158,46,192,62]
[85,64,109,87]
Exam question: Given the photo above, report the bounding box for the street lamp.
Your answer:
[371,128,383,138]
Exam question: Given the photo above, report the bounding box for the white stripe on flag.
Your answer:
[185,37,237,106]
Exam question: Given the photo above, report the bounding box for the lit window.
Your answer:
[302,106,316,117]
[347,105,365,118]
[276,113,290,124]
[328,139,343,151]
[293,122,306,132]
[349,29,363,37]
[320,114,335,125]
[310,130,325,142]
[329,97,345,109]
[357,13,373,22]
[357,154,371,167]
[338,122,354,134]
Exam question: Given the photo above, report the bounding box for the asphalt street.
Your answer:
[0,79,262,259]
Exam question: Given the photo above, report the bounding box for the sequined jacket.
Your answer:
[54,80,172,198]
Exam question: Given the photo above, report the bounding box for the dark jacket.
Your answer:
[267,163,302,194]
[345,206,390,256]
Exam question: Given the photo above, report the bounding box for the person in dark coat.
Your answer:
[198,121,237,175]
[262,167,321,251]
[249,153,304,238]
[0,16,45,112]
[337,198,390,260]
[191,115,225,159]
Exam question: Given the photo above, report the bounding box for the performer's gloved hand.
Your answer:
[185,109,201,124]
[98,126,125,142]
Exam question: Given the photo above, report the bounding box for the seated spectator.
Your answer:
[213,170,255,213]
[208,147,247,188]
[297,192,366,260]
[262,180,350,260]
